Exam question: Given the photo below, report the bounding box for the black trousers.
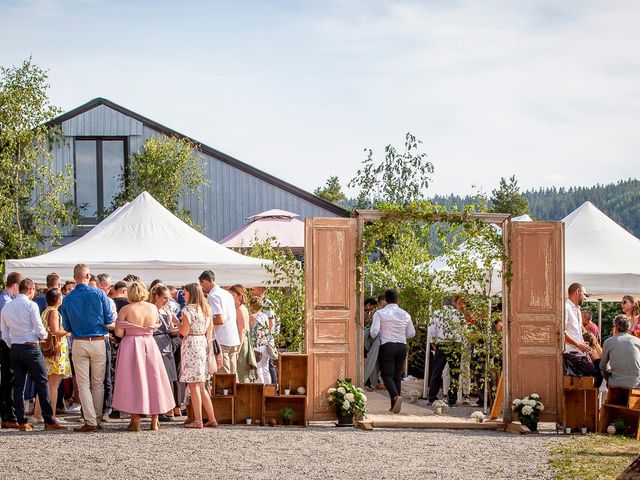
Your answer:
[428,344,461,405]
[268,358,278,385]
[0,340,17,422]
[102,338,113,414]
[379,342,407,407]
[10,344,55,425]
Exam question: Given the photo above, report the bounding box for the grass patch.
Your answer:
[550,434,639,480]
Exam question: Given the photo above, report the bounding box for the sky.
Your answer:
[1,0,639,198]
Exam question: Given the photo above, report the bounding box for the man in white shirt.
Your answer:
[199,270,240,375]
[0,271,22,429]
[564,283,591,354]
[427,296,465,406]
[370,289,415,414]
[0,279,66,431]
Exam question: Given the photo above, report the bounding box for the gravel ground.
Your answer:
[0,418,560,479]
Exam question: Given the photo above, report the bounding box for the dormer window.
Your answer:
[74,137,126,222]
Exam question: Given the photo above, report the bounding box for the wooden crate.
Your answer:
[598,387,640,440]
[235,383,264,425]
[212,396,234,424]
[264,395,307,427]
[279,353,308,395]
[563,376,595,389]
[264,384,277,397]
[212,373,236,396]
[563,388,598,432]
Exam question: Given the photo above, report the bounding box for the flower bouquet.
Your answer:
[327,378,367,425]
[432,399,448,415]
[470,411,485,423]
[512,393,544,431]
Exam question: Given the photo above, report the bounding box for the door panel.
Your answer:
[508,221,564,422]
[305,218,357,421]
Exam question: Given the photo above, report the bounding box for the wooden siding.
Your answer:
[51,105,342,242]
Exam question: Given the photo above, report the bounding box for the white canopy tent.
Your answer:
[564,201,640,302]
[5,192,274,286]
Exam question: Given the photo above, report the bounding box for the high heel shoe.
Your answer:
[150,420,159,431]
[126,422,141,432]
[204,419,218,428]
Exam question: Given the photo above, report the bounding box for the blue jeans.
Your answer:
[10,344,55,425]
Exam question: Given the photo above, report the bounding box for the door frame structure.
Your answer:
[353,209,513,421]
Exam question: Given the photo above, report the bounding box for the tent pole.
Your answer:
[423,300,432,399]
[598,299,603,342]
[484,298,491,414]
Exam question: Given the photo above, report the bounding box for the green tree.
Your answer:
[490,175,529,216]
[348,132,434,208]
[111,135,209,226]
[246,236,305,352]
[314,176,346,204]
[0,58,75,277]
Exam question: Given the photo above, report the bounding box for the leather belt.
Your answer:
[15,342,38,346]
[74,337,104,341]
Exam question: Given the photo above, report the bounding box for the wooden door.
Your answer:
[506,221,564,423]
[305,217,357,421]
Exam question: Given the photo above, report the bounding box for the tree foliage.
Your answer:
[246,236,305,352]
[0,58,75,278]
[111,135,209,226]
[348,132,434,208]
[489,175,529,216]
[314,176,346,205]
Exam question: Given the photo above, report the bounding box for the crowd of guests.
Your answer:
[563,283,640,390]
[0,265,279,432]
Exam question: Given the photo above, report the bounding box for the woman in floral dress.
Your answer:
[179,283,217,428]
[33,289,70,422]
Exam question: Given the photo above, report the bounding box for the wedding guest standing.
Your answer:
[150,285,180,419]
[0,279,66,431]
[621,295,640,337]
[112,282,175,431]
[229,285,255,383]
[370,289,415,414]
[32,289,70,423]
[179,283,217,429]
[0,271,22,429]
[60,264,113,432]
[249,297,272,384]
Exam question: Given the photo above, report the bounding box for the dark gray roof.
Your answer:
[49,97,350,217]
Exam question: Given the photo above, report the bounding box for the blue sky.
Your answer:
[2,0,639,197]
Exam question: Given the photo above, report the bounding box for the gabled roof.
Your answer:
[48,97,350,217]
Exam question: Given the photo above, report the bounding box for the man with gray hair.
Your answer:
[600,315,640,389]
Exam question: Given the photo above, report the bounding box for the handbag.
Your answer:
[41,334,61,358]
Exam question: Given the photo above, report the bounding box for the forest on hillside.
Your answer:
[431,178,640,237]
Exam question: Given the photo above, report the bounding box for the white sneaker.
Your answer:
[54,417,69,424]
[65,403,81,414]
[32,417,44,424]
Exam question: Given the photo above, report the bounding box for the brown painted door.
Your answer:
[507,221,564,423]
[305,217,357,421]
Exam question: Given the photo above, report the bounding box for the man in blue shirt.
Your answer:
[33,273,61,314]
[0,271,22,429]
[60,264,113,432]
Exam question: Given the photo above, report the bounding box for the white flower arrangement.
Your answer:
[327,378,367,416]
[432,400,449,409]
[470,411,485,422]
[512,393,544,429]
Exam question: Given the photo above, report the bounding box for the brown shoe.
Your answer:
[392,395,403,414]
[73,424,98,432]
[1,421,19,429]
[18,423,33,432]
[45,422,68,431]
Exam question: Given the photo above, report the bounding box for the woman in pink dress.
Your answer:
[112,281,175,431]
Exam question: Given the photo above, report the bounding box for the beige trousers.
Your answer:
[220,344,240,375]
[72,339,106,426]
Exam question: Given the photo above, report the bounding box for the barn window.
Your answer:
[74,137,126,221]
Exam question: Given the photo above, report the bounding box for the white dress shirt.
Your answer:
[208,285,240,347]
[0,294,47,347]
[564,298,583,353]
[370,303,415,345]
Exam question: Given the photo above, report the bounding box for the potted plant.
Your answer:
[327,378,368,426]
[245,416,252,425]
[512,393,544,432]
[432,400,448,415]
[280,407,294,425]
[470,411,485,423]
[614,418,627,435]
